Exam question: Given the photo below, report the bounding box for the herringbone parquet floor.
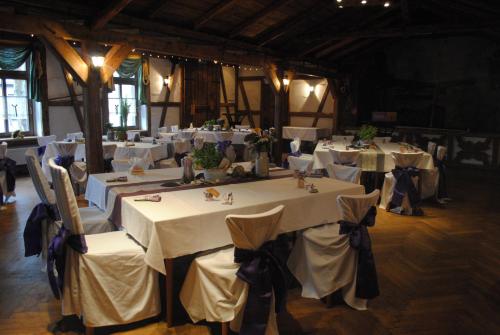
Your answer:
[0,169,499,335]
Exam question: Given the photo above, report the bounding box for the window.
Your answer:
[0,61,31,135]
[107,71,138,128]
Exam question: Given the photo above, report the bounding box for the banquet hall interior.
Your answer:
[0,0,499,334]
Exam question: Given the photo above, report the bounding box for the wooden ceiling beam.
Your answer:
[257,0,328,47]
[101,44,133,84]
[91,0,134,30]
[228,0,292,38]
[194,0,239,30]
[148,0,169,18]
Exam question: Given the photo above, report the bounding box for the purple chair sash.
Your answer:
[47,225,87,299]
[54,155,75,171]
[37,145,47,157]
[234,240,287,335]
[338,206,380,299]
[216,140,232,155]
[436,160,448,199]
[288,151,302,157]
[390,166,420,209]
[24,203,59,257]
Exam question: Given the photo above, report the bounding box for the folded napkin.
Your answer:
[106,176,128,183]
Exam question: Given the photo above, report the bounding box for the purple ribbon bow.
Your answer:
[339,206,380,299]
[234,240,287,335]
[54,155,75,171]
[24,203,59,257]
[37,145,47,157]
[390,166,420,209]
[216,140,232,155]
[47,225,87,299]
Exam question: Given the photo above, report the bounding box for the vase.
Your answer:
[255,151,269,178]
[203,168,227,182]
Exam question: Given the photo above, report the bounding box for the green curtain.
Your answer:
[116,57,148,105]
[0,45,43,102]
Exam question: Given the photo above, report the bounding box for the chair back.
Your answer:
[66,132,83,141]
[427,141,437,156]
[225,205,285,250]
[436,146,447,161]
[158,127,168,133]
[111,159,130,172]
[37,135,57,147]
[174,139,192,154]
[330,149,360,165]
[126,130,141,141]
[25,149,56,205]
[326,163,362,184]
[103,144,117,160]
[0,142,7,159]
[290,137,301,153]
[332,135,354,143]
[48,159,84,235]
[178,130,195,140]
[54,142,78,157]
[193,136,204,150]
[391,152,423,168]
[373,137,391,144]
[337,190,380,224]
[170,125,179,132]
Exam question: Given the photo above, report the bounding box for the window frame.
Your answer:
[107,75,140,129]
[0,62,34,137]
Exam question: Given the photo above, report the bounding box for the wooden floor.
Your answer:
[1,169,499,335]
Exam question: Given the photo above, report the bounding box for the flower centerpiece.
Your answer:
[193,143,231,182]
[357,124,378,146]
[244,129,274,177]
[203,119,217,131]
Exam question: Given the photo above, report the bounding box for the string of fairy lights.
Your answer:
[336,0,391,9]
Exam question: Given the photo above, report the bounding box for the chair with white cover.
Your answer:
[111,157,151,173]
[47,162,160,331]
[66,132,83,141]
[380,152,423,215]
[420,141,439,200]
[159,139,192,168]
[0,142,16,205]
[288,137,313,172]
[427,141,437,156]
[158,126,168,133]
[287,190,380,310]
[24,149,61,269]
[126,130,141,141]
[37,135,57,159]
[103,144,117,172]
[326,163,362,184]
[180,205,286,335]
[49,158,115,234]
[170,124,179,132]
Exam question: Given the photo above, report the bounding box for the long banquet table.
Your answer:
[312,140,434,171]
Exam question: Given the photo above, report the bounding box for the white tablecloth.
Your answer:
[282,127,331,142]
[313,141,434,172]
[121,177,364,274]
[85,168,183,210]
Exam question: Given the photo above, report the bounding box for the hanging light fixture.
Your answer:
[91,56,105,67]
[283,77,290,86]
[163,75,171,87]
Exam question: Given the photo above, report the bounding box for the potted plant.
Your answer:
[357,124,378,145]
[193,143,230,182]
[203,119,217,131]
[244,130,274,177]
[114,99,130,141]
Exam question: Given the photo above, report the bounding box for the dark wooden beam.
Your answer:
[257,0,327,47]
[37,42,51,135]
[100,44,133,84]
[61,65,84,131]
[194,0,239,30]
[315,38,357,59]
[91,0,134,30]
[228,0,292,38]
[148,0,169,18]
[159,61,176,128]
[238,80,255,128]
[220,66,230,115]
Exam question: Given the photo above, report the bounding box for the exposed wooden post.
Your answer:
[37,41,51,135]
[159,60,177,128]
[83,42,104,173]
[238,81,255,128]
[220,66,230,115]
[100,44,133,84]
[61,65,84,131]
[329,78,339,134]
[312,80,331,127]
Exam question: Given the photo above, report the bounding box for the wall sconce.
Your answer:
[283,77,290,86]
[163,75,171,87]
[91,56,105,67]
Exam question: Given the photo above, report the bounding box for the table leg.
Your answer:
[164,258,174,326]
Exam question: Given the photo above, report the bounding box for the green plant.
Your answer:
[193,143,223,169]
[358,124,378,141]
[244,131,274,152]
[120,98,130,128]
[203,119,217,128]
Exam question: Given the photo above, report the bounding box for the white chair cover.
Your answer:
[288,155,313,173]
[437,146,447,161]
[174,139,192,154]
[111,159,131,172]
[0,142,7,159]
[193,136,204,150]
[0,142,14,199]
[330,149,360,165]
[54,142,78,157]
[421,145,447,200]
[37,135,57,147]
[170,125,179,132]
[180,205,285,334]
[287,190,380,310]
[290,137,301,153]
[48,161,160,327]
[126,130,141,141]
[158,127,168,133]
[380,152,423,213]
[427,141,437,156]
[103,144,117,160]
[326,163,362,184]
[66,132,83,141]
